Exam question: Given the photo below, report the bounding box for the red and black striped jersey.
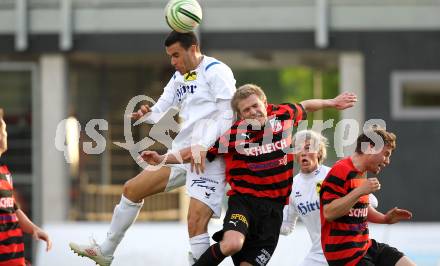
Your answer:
[319,157,371,266]
[207,103,306,204]
[0,165,25,266]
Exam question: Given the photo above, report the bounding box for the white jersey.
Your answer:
[282,165,330,266]
[150,55,236,172]
[281,165,379,266]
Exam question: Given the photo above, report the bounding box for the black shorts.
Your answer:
[358,239,405,266]
[212,194,283,266]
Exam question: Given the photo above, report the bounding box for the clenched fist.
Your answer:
[357,178,381,195]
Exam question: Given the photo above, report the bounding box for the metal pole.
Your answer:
[60,0,73,51]
[15,0,28,51]
[315,0,329,48]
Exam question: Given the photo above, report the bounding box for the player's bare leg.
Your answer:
[69,166,172,266]
[187,198,214,262]
[123,166,171,202]
[188,198,213,237]
[396,256,417,266]
[219,230,245,256]
[193,230,245,265]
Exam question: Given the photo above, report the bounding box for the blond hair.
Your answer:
[293,130,328,164]
[231,84,267,114]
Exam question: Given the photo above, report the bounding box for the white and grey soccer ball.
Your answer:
[165,0,203,33]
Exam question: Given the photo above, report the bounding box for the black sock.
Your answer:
[193,243,226,266]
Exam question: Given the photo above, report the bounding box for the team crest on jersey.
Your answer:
[315,180,323,194]
[184,71,197,81]
[278,155,288,166]
[268,118,282,133]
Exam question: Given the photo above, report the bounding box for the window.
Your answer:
[391,71,440,119]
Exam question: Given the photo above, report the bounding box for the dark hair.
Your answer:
[164,31,199,49]
[355,127,396,154]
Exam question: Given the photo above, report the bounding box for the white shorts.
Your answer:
[164,163,187,192]
[164,158,226,218]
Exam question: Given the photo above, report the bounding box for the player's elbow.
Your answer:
[299,101,310,112]
[323,207,335,222]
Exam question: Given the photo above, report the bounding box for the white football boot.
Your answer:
[69,238,114,266]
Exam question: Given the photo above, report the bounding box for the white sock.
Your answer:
[189,233,210,259]
[100,195,143,256]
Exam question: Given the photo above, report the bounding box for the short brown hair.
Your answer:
[231,84,267,114]
[355,127,396,154]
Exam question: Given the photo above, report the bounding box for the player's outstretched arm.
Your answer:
[131,80,178,124]
[139,149,188,166]
[16,209,52,251]
[300,92,357,113]
[323,178,380,222]
[0,109,7,156]
[139,145,208,174]
[368,206,413,224]
[138,150,166,165]
[130,104,152,120]
[280,204,299,236]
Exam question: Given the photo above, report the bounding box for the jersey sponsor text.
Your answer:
[348,207,368,218]
[243,139,288,156]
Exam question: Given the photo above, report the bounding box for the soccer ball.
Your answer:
[165,0,202,33]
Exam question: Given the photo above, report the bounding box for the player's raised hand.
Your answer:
[190,145,207,175]
[0,109,7,155]
[33,227,52,251]
[0,118,5,135]
[331,92,357,110]
[358,177,381,195]
[384,207,413,224]
[130,104,151,120]
[139,150,164,165]
[0,109,5,132]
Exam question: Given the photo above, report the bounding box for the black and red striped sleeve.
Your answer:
[320,167,348,206]
[207,126,237,161]
[285,103,307,126]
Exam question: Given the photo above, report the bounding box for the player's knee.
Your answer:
[123,180,140,202]
[220,237,244,256]
[187,211,209,236]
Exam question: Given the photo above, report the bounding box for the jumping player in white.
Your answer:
[281,130,378,266]
[69,31,236,266]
